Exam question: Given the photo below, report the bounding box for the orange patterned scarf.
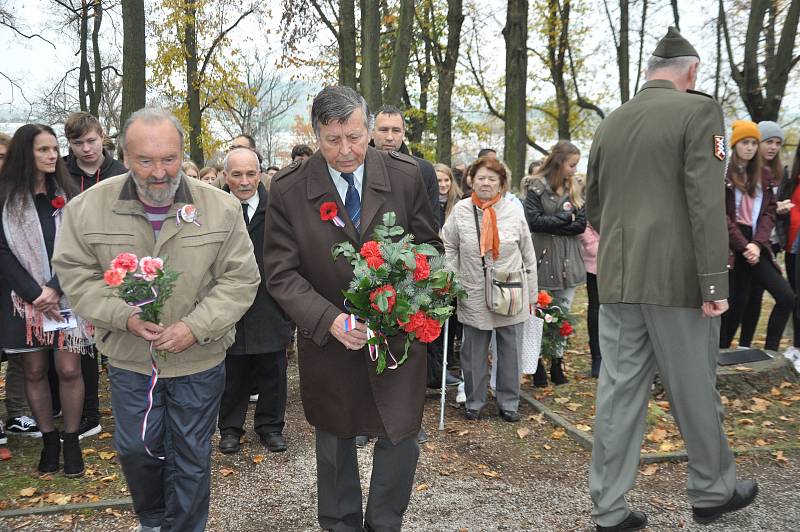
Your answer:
[471,192,501,260]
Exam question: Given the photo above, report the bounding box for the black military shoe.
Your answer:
[499,410,520,422]
[261,432,287,453]
[596,511,647,531]
[692,479,758,524]
[219,433,241,454]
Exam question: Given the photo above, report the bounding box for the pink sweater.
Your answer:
[579,223,600,275]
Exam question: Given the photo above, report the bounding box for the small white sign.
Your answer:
[43,309,77,333]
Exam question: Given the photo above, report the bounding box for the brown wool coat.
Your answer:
[264,148,441,444]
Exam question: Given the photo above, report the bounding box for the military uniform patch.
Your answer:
[713,135,726,161]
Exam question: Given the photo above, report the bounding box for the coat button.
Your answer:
[301,328,310,337]
[203,337,210,343]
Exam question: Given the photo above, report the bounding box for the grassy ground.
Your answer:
[529,285,800,457]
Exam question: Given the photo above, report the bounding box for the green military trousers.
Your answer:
[589,303,737,527]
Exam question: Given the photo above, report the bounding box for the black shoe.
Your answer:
[38,431,61,474]
[219,433,241,454]
[260,432,287,453]
[464,409,480,421]
[550,358,569,385]
[692,479,758,524]
[591,357,602,378]
[355,435,370,448]
[499,410,520,422]
[596,511,647,531]
[533,363,549,387]
[416,427,428,444]
[78,418,102,440]
[61,432,84,478]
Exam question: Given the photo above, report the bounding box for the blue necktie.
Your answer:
[342,172,361,232]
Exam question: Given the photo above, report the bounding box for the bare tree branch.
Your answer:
[199,6,257,80]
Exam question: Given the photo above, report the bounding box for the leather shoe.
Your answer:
[596,511,647,531]
[219,433,240,454]
[692,479,758,524]
[260,432,287,453]
[499,410,520,422]
[464,409,480,421]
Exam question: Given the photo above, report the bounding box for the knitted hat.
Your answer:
[758,121,784,142]
[730,120,761,147]
[652,27,699,59]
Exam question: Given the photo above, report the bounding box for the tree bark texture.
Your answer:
[78,0,91,112]
[618,0,629,104]
[121,0,146,130]
[503,0,528,188]
[385,0,414,106]
[544,0,570,141]
[184,0,204,165]
[360,0,382,111]
[339,0,357,89]
[434,0,464,166]
[91,0,103,117]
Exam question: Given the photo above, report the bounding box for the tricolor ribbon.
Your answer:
[366,327,399,370]
[332,215,346,228]
[343,314,357,332]
[142,343,165,460]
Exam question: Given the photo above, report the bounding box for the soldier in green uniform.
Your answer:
[585,28,758,531]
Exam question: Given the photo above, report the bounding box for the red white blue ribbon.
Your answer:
[142,343,165,460]
[343,314,357,332]
[331,215,346,228]
[366,327,399,370]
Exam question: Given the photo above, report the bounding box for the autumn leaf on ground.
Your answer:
[99,474,118,483]
[219,468,235,477]
[457,430,469,437]
[659,442,677,452]
[99,432,113,440]
[543,444,552,450]
[738,418,754,426]
[19,487,37,497]
[550,428,565,440]
[731,399,743,410]
[566,403,581,412]
[773,451,788,464]
[733,365,754,372]
[45,493,71,505]
[779,381,792,388]
[554,397,570,404]
[99,451,116,460]
[528,413,545,423]
[720,396,729,405]
[516,427,530,439]
[82,448,97,457]
[755,439,769,446]
[641,464,658,476]
[751,397,771,412]
[424,443,435,451]
[770,387,782,397]
[575,424,592,432]
[476,464,488,469]
[654,400,671,410]
[416,483,429,491]
[253,455,265,464]
[762,420,775,427]
[646,428,667,443]
[787,395,800,402]
[482,470,500,478]
[779,416,793,422]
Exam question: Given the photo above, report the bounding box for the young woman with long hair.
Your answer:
[434,163,462,223]
[719,120,793,352]
[0,124,90,477]
[524,140,586,386]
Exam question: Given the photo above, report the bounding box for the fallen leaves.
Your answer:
[575,424,592,432]
[482,470,500,478]
[733,365,754,372]
[416,483,429,491]
[99,473,118,483]
[516,427,530,439]
[566,403,581,412]
[457,430,469,437]
[19,487,37,497]
[641,464,658,476]
[549,428,565,440]
[98,451,116,460]
[738,418,755,426]
[252,455,265,464]
[750,397,771,412]
[98,432,113,440]
[773,450,788,465]
[219,467,235,477]
[646,428,667,443]
[45,493,71,505]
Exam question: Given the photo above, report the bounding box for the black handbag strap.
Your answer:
[472,204,487,274]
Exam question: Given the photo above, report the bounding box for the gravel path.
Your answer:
[2,363,797,532]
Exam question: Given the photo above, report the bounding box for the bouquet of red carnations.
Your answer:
[535,290,575,361]
[103,252,180,337]
[332,212,464,374]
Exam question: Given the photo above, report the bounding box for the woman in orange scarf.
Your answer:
[442,157,538,422]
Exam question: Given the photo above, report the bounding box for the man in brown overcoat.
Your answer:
[264,85,440,532]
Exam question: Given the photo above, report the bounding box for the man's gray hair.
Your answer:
[222,147,260,172]
[120,107,185,152]
[645,55,698,77]
[311,86,371,137]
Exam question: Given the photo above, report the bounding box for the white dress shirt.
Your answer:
[327,164,365,204]
[240,192,259,224]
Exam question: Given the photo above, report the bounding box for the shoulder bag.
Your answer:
[472,204,524,316]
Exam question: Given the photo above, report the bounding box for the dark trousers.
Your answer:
[586,273,602,361]
[315,429,419,532]
[218,350,287,436]
[720,228,794,351]
[787,253,800,347]
[109,362,224,532]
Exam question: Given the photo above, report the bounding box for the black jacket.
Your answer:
[64,149,127,192]
[369,140,441,231]
[223,183,293,354]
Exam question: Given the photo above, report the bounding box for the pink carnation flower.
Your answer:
[111,252,139,273]
[139,256,164,282]
[104,268,126,287]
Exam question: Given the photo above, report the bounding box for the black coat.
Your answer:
[64,150,128,192]
[223,183,293,355]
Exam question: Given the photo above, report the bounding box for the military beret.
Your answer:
[653,27,699,59]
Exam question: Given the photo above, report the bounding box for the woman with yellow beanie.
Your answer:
[719,120,794,351]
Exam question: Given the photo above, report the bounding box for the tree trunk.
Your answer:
[184,0,204,165]
[121,0,146,130]
[339,0,357,89]
[670,0,680,31]
[385,0,414,106]
[408,6,433,147]
[618,0,629,104]
[434,0,464,166]
[545,0,570,141]
[78,0,91,112]
[90,0,103,117]
[633,0,647,94]
[503,0,527,188]
[360,0,382,110]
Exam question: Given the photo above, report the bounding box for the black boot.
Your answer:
[61,432,84,478]
[550,358,569,385]
[38,431,61,474]
[533,362,549,387]
[591,357,602,378]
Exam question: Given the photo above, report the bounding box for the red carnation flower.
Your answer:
[416,317,441,343]
[369,285,397,312]
[111,252,139,273]
[400,310,427,334]
[360,241,385,269]
[51,195,66,209]
[537,290,553,308]
[103,268,126,287]
[413,253,430,281]
[320,201,338,221]
[559,321,574,337]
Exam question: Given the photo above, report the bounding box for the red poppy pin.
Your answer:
[51,195,66,210]
[320,201,345,227]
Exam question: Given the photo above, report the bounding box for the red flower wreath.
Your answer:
[320,201,338,221]
[51,195,66,209]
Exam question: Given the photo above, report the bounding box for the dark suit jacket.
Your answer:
[264,147,441,443]
[224,183,293,355]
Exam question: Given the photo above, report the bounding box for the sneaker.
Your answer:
[456,382,466,404]
[783,346,800,362]
[6,416,42,438]
[0,421,7,445]
[78,418,102,440]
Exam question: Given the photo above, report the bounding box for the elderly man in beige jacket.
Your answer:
[53,107,259,532]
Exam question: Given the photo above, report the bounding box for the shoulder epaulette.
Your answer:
[273,159,303,182]
[388,150,416,165]
[686,89,714,100]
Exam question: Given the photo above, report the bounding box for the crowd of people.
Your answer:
[0,26,795,532]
